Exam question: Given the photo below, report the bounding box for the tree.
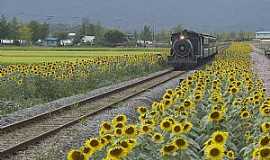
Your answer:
[0,15,10,39]
[140,25,152,41]
[28,21,49,42]
[8,17,19,40]
[104,29,126,46]
[18,24,32,42]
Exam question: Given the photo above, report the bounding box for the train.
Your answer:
[168,29,218,70]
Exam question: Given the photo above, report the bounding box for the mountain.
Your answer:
[1,0,270,32]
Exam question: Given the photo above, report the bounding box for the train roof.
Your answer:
[172,29,216,39]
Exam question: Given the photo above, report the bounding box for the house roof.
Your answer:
[256,31,270,34]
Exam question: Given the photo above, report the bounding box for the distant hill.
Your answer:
[1,0,270,32]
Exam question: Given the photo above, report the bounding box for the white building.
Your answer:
[81,36,95,45]
[256,31,270,40]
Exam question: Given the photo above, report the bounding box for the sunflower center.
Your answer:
[260,137,270,146]
[215,135,224,143]
[173,126,181,132]
[125,127,135,134]
[103,123,111,130]
[164,145,176,152]
[110,148,123,157]
[116,116,124,121]
[210,112,220,119]
[260,148,270,157]
[210,148,220,156]
[83,147,91,154]
[115,123,124,128]
[154,135,161,140]
[175,139,186,147]
[163,121,171,128]
[142,126,149,132]
[71,151,85,160]
[90,139,99,147]
[116,129,122,135]
[120,141,129,148]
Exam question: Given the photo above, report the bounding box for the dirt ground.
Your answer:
[251,46,270,96]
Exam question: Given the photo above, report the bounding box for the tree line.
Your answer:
[0,15,256,46]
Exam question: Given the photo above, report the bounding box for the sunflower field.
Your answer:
[67,43,270,160]
[0,53,167,115]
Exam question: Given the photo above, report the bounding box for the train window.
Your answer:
[203,38,209,45]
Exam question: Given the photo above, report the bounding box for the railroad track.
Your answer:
[0,69,185,157]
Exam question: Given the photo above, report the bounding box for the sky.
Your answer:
[1,0,270,32]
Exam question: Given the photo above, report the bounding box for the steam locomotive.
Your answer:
[168,30,218,69]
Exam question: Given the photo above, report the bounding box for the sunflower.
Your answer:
[152,132,164,143]
[118,140,132,152]
[174,137,188,150]
[261,122,270,133]
[240,110,251,119]
[226,150,235,159]
[160,119,172,132]
[100,121,113,133]
[208,111,223,122]
[259,136,270,146]
[80,146,93,159]
[67,149,86,160]
[112,115,127,124]
[205,144,225,160]
[85,138,101,151]
[163,93,172,100]
[160,144,178,156]
[182,121,193,133]
[140,124,152,134]
[163,99,173,107]
[260,107,270,117]
[136,106,147,114]
[258,146,270,159]
[230,86,239,95]
[211,131,228,145]
[124,125,137,137]
[114,128,123,137]
[114,122,125,128]
[183,99,193,108]
[102,134,113,142]
[107,146,127,160]
[171,123,183,135]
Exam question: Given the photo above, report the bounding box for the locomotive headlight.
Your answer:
[180,36,185,40]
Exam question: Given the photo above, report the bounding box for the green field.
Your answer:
[0,47,169,64]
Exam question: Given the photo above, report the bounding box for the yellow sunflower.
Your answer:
[211,131,229,145]
[258,146,270,159]
[67,149,86,160]
[259,136,270,147]
[106,146,127,160]
[226,150,235,160]
[208,111,223,122]
[205,144,225,160]
[171,123,183,135]
[112,115,127,124]
[152,132,164,143]
[182,121,193,133]
[174,137,188,150]
[84,138,101,151]
[160,144,178,156]
[260,122,270,133]
[160,119,172,132]
[124,125,137,137]
[240,110,251,119]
